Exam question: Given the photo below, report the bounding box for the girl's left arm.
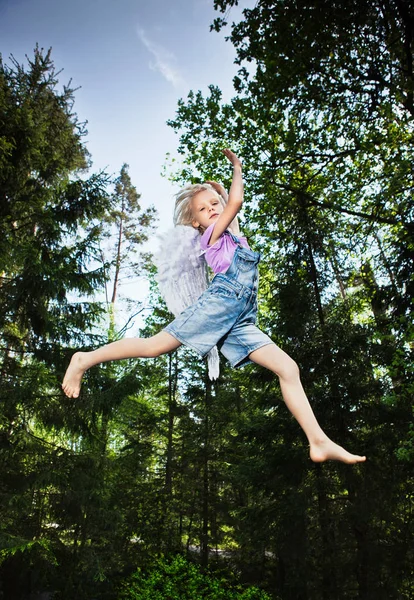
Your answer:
[225,149,243,235]
[207,150,243,245]
[204,178,241,235]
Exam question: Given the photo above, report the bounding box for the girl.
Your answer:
[63,149,366,464]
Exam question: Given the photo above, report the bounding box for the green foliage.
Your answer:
[0,538,57,567]
[102,163,157,317]
[164,2,413,598]
[0,45,112,350]
[1,6,413,599]
[119,555,273,600]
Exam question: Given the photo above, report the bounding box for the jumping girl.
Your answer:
[62,149,366,464]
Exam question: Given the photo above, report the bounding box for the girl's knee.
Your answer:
[279,356,300,382]
[141,332,179,358]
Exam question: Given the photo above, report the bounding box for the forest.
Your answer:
[0,1,413,599]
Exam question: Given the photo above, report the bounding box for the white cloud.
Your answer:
[137,27,186,89]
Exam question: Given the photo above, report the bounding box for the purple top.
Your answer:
[200,223,250,274]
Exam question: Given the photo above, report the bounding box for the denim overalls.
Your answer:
[164,232,273,367]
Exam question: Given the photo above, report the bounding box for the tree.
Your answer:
[0,45,112,360]
[101,164,156,334]
[163,1,413,596]
[0,47,114,599]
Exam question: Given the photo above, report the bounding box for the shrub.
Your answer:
[119,555,273,600]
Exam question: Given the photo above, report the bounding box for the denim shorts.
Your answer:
[164,245,273,368]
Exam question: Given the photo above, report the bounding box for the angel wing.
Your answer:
[154,225,220,380]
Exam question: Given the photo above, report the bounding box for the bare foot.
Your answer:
[62,352,89,398]
[310,437,366,464]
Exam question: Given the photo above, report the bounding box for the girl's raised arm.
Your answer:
[207,149,243,245]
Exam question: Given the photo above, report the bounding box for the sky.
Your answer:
[0,0,245,230]
[0,0,248,326]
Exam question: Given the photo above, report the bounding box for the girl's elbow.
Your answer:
[228,198,243,209]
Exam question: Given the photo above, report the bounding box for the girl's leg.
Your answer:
[249,343,366,464]
[62,332,181,399]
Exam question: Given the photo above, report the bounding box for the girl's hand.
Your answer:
[223,148,242,169]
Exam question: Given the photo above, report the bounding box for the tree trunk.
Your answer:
[165,352,175,497]
[327,240,347,301]
[200,374,211,568]
[299,195,340,597]
[111,213,124,306]
[315,465,338,600]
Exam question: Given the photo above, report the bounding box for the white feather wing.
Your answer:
[154,225,220,380]
[154,225,207,315]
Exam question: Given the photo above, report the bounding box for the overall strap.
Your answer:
[226,229,243,248]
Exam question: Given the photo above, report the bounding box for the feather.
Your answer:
[154,225,220,380]
[207,346,220,380]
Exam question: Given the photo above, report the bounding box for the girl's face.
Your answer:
[191,189,223,230]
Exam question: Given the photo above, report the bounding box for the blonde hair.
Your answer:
[173,183,226,228]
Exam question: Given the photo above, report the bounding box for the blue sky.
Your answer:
[0,0,248,326]
[0,0,245,231]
